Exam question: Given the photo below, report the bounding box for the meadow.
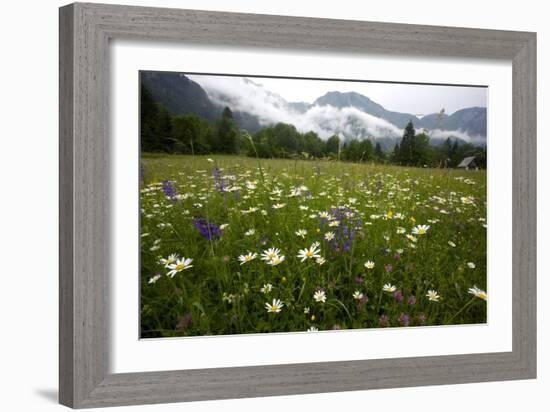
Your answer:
[140,154,487,338]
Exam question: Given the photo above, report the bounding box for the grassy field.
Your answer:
[140,154,487,338]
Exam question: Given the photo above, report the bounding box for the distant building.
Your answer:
[457,156,478,170]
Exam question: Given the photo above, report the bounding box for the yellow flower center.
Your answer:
[306,251,313,257]
[418,229,426,235]
[175,263,185,271]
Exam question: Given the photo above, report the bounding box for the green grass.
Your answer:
[140,154,487,338]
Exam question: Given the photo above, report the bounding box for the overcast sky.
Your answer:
[189,74,487,116]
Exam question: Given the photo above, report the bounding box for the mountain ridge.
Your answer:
[140,72,486,145]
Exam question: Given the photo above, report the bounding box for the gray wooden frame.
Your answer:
[59,2,536,408]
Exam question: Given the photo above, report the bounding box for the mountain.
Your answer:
[314,91,419,128]
[140,72,263,132]
[141,71,218,121]
[140,72,486,146]
[438,107,487,137]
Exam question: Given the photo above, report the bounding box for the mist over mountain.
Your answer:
[141,72,487,148]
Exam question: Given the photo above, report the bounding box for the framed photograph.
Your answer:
[59,2,536,408]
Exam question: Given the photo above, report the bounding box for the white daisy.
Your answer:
[411,224,430,235]
[238,252,258,265]
[267,255,285,266]
[148,274,161,284]
[468,286,487,301]
[260,283,273,294]
[467,262,476,269]
[307,326,319,332]
[382,283,396,293]
[295,229,308,238]
[166,257,193,277]
[364,260,375,270]
[159,253,178,267]
[297,245,321,262]
[315,257,326,266]
[352,291,364,300]
[261,247,281,261]
[313,290,327,303]
[265,298,284,313]
[426,289,440,302]
[324,231,335,241]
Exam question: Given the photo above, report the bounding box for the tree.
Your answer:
[171,113,211,154]
[449,139,460,167]
[303,131,325,157]
[358,139,374,161]
[325,135,340,157]
[397,121,416,165]
[216,107,239,153]
[374,142,384,161]
[140,86,172,152]
[390,143,400,162]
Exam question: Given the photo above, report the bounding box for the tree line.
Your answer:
[141,85,486,168]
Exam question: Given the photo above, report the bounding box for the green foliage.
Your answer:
[216,107,239,153]
[375,142,385,161]
[247,123,329,159]
[341,139,374,162]
[171,113,212,154]
[325,135,341,157]
[140,86,172,152]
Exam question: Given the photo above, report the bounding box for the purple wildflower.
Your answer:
[323,207,361,253]
[393,252,401,261]
[385,264,393,273]
[379,314,389,327]
[398,312,410,327]
[393,290,404,303]
[417,313,427,326]
[193,217,221,240]
[176,312,193,331]
[162,179,177,200]
[355,276,365,284]
[408,295,416,306]
[212,167,226,192]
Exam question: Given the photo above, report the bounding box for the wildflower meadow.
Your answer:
[140,154,487,338]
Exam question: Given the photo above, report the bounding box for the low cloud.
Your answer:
[189,75,481,144]
[429,129,486,145]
